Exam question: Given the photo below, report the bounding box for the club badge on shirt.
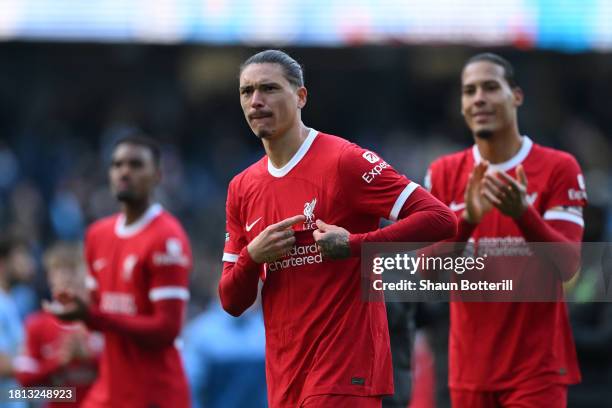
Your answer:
[122,255,138,281]
[303,198,317,229]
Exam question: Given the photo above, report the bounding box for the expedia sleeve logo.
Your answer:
[424,169,432,191]
[568,174,587,201]
[362,151,380,164]
[362,161,390,184]
[153,238,189,267]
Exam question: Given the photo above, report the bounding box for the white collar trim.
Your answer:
[115,203,163,238]
[267,128,318,178]
[472,135,533,172]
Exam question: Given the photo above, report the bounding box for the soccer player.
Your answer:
[425,53,587,407]
[15,242,100,407]
[46,136,192,408]
[220,49,457,408]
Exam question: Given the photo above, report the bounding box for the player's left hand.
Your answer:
[313,219,351,260]
[43,291,90,322]
[482,164,529,218]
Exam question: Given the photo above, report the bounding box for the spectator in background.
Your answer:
[14,242,101,407]
[0,237,26,408]
[182,286,267,408]
[6,239,39,320]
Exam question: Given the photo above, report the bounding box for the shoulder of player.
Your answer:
[233,155,268,181]
[313,131,351,148]
[86,214,120,240]
[321,134,383,164]
[228,155,268,191]
[24,310,51,330]
[429,148,472,174]
[530,143,580,169]
[152,211,190,240]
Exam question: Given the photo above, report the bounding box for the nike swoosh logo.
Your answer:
[527,192,538,205]
[246,217,262,232]
[93,259,107,271]
[449,201,465,212]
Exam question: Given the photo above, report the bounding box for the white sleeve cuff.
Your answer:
[85,275,98,290]
[222,252,239,263]
[149,286,190,301]
[543,209,584,227]
[389,182,420,221]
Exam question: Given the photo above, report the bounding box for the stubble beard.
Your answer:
[115,190,137,203]
[256,128,273,139]
[475,129,494,139]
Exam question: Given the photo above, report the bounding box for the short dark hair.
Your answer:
[464,52,518,88]
[113,135,161,167]
[240,49,304,88]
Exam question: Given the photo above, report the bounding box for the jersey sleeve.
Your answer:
[223,179,248,263]
[337,143,418,221]
[424,159,446,202]
[83,228,100,306]
[146,225,192,303]
[542,154,587,227]
[218,178,261,316]
[14,316,61,386]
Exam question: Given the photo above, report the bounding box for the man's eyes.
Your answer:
[111,160,143,168]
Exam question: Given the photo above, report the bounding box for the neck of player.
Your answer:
[263,122,310,169]
[122,199,152,225]
[474,127,523,164]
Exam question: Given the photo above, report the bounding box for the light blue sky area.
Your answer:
[3,0,611,50]
[532,0,600,51]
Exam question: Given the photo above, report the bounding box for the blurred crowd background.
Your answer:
[0,1,611,407]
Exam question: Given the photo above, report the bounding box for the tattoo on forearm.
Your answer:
[318,231,351,259]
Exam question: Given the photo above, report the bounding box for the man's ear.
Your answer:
[512,86,524,108]
[297,86,308,109]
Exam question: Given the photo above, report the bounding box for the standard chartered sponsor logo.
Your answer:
[100,292,137,315]
[473,236,533,256]
[267,243,323,272]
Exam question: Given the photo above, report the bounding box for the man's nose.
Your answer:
[117,164,131,177]
[250,89,265,107]
[473,88,486,106]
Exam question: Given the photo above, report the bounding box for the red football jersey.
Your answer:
[223,130,422,407]
[426,136,587,390]
[14,311,101,407]
[83,204,192,408]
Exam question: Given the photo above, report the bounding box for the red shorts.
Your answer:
[300,394,383,408]
[451,382,567,408]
